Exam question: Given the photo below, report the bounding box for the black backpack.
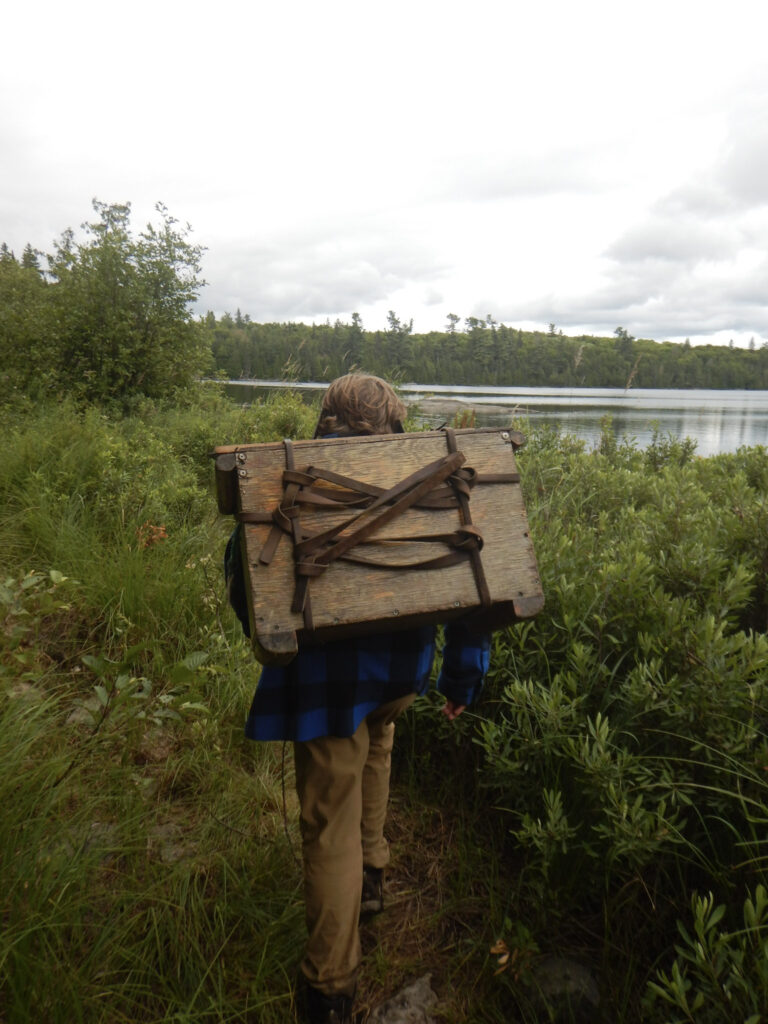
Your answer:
[224,523,251,638]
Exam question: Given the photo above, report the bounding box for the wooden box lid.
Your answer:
[213,427,544,664]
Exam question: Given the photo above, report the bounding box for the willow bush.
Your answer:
[472,423,768,1018]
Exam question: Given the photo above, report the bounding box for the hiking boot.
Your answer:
[360,865,384,916]
[304,984,355,1024]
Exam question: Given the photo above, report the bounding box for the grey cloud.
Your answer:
[517,114,768,341]
[654,182,736,219]
[0,119,80,254]
[720,137,768,206]
[423,287,444,307]
[728,275,768,306]
[650,90,768,220]
[436,147,605,203]
[654,101,768,217]
[199,229,446,320]
[514,261,768,338]
[717,101,768,206]
[606,218,740,264]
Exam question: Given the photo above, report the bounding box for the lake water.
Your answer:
[220,381,768,458]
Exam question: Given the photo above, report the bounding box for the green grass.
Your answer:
[0,391,316,1023]
[1,591,306,1023]
[2,392,768,1021]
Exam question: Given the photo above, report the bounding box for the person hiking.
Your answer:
[240,373,490,1024]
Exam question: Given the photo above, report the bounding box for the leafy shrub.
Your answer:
[466,426,768,1012]
[2,400,766,1021]
[644,887,768,1023]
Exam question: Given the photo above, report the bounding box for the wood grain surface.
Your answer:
[214,428,544,663]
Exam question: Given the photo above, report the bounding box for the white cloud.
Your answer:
[512,74,768,344]
[200,219,448,321]
[3,0,768,347]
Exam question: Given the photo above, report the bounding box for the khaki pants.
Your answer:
[293,693,416,996]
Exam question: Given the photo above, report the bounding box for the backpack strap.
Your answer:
[443,427,492,608]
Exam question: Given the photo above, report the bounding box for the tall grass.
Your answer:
[0,388,317,1023]
[2,393,768,1021]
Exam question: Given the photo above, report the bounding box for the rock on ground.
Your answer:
[367,974,438,1024]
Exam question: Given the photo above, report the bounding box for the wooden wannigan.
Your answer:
[213,427,544,665]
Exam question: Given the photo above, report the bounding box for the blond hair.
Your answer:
[316,373,406,436]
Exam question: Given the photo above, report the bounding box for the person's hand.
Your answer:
[441,700,466,721]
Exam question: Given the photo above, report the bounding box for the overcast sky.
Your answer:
[3,0,768,347]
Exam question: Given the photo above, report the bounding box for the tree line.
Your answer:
[3,200,768,406]
[205,314,768,391]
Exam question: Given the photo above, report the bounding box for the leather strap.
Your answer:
[291,451,464,620]
[295,452,464,566]
[240,435,515,629]
[443,428,492,608]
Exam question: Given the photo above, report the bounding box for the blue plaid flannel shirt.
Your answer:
[244,620,490,743]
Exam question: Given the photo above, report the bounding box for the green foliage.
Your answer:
[202,312,768,390]
[644,421,699,471]
[644,888,768,1023]
[469,428,768,1015]
[246,388,319,441]
[2,393,767,1020]
[0,392,324,1022]
[0,249,51,414]
[0,391,318,678]
[48,200,209,403]
[0,569,79,684]
[1,200,209,406]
